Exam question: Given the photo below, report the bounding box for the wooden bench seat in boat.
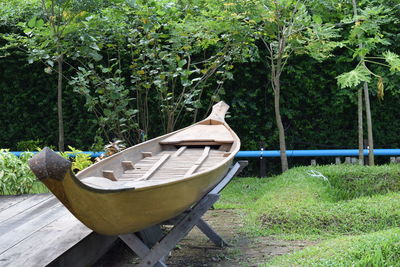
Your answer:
[159,124,234,145]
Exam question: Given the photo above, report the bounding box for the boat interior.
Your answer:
[78,120,237,190]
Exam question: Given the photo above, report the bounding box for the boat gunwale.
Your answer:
[73,120,240,194]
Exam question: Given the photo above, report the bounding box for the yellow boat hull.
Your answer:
[29,101,240,235]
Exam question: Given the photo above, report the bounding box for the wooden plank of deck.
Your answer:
[0,194,52,223]
[0,194,117,267]
[0,195,32,212]
[0,196,59,231]
[0,202,64,253]
[0,209,116,267]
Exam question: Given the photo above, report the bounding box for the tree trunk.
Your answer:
[357,88,364,165]
[166,112,174,133]
[352,0,366,165]
[57,54,64,152]
[273,76,288,172]
[364,82,375,165]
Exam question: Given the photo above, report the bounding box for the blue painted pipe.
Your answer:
[8,151,104,158]
[236,149,400,158]
[7,149,400,158]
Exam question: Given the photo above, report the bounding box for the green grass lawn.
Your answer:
[216,164,400,266]
[265,228,400,266]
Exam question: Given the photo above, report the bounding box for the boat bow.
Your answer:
[29,147,74,211]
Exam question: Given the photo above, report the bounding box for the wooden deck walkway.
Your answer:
[0,194,117,266]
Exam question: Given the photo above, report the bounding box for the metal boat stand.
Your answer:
[118,160,248,267]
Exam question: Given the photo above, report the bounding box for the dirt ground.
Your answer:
[94,209,317,267]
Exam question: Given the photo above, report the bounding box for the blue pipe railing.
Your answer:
[7,149,400,158]
[8,151,105,157]
[236,149,400,158]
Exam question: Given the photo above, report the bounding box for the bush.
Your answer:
[59,146,93,173]
[15,139,43,151]
[0,147,94,195]
[0,149,39,194]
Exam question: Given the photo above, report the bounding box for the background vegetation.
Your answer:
[0,147,91,195]
[1,0,400,174]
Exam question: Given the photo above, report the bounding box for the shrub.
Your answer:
[0,149,37,195]
[15,139,43,151]
[59,146,93,173]
[0,147,94,195]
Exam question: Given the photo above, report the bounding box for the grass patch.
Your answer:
[321,164,400,201]
[265,228,400,266]
[30,181,49,194]
[216,177,271,209]
[216,164,400,240]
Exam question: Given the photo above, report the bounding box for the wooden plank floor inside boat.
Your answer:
[81,146,229,189]
[128,147,226,179]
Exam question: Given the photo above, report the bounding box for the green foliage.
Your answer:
[336,2,400,89]
[337,64,371,88]
[14,0,103,64]
[0,149,46,195]
[0,55,97,150]
[0,0,39,27]
[383,51,400,72]
[16,139,43,151]
[59,146,93,172]
[70,63,140,145]
[124,0,251,133]
[345,6,392,57]
[1,0,400,173]
[249,0,340,63]
[0,146,93,195]
[266,228,400,266]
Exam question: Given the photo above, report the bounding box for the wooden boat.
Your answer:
[29,101,240,235]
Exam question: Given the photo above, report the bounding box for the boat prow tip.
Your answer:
[29,147,72,181]
[207,101,230,123]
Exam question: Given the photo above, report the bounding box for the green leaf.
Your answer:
[383,51,400,72]
[90,43,100,51]
[312,15,322,25]
[36,19,44,28]
[178,59,187,68]
[27,17,36,28]
[89,52,103,62]
[337,65,371,89]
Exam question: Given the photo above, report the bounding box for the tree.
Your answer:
[1,0,102,151]
[337,1,400,165]
[69,0,253,147]
[125,0,253,134]
[247,0,339,172]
